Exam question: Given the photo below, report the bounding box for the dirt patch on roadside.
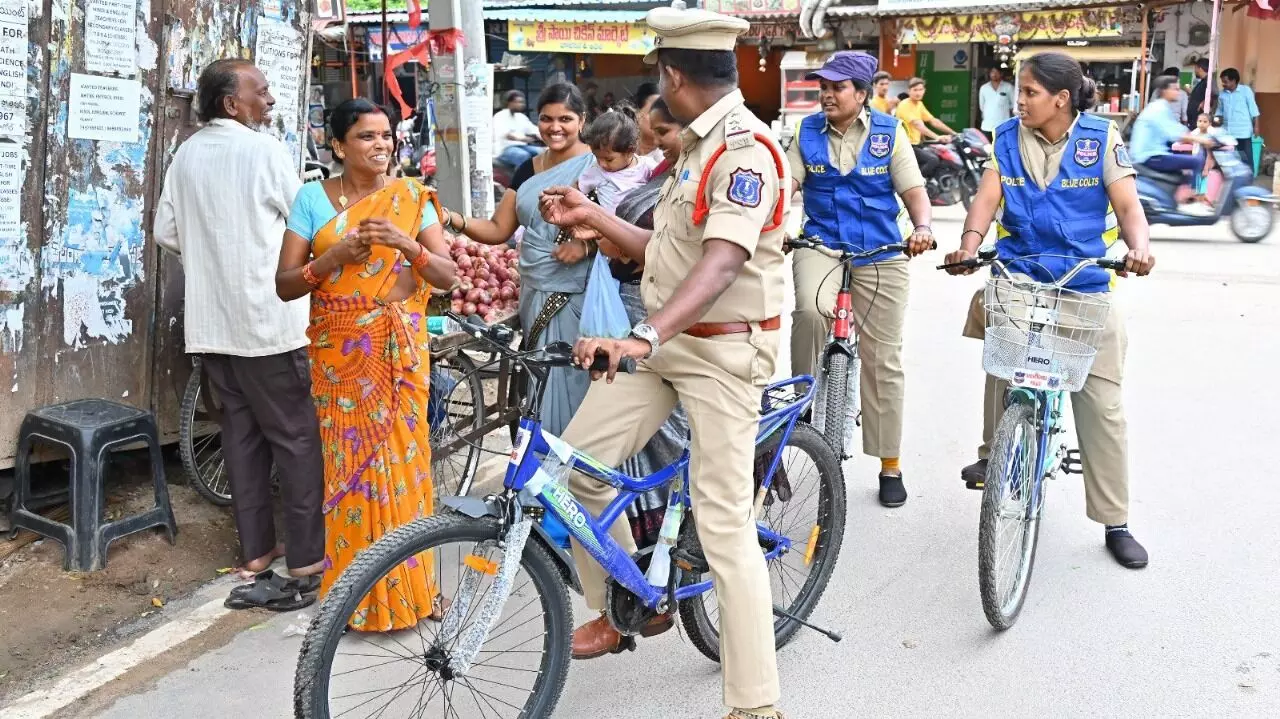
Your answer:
[0,452,241,702]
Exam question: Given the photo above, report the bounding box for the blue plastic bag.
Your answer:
[579,251,631,339]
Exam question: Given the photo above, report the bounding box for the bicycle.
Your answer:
[294,315,846,718]
[787,236,934,459]
[937,249,1128,630]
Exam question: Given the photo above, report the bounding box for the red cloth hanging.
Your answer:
[385,37,431,121]
[428,28,465,56]
[1249,0,1279,18]
[408,0,421,29]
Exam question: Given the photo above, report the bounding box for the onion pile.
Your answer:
[448,236,520,324]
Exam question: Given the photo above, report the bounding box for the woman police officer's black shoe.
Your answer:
[878,472,907,507]
[1105,526,1149,569]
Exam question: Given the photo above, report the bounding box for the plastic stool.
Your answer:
[8,399,178,571]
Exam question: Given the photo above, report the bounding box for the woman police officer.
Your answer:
[942,52,1156,568]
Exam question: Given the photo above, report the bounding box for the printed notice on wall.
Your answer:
[0,142,20,240]
[0,0,28,138]
[255,16,303,155]
[68,74,141,143]
[85,0,139,76]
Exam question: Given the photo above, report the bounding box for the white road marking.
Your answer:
[2,596,231,718]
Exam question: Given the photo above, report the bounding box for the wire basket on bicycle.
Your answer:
[981,276,1110,393]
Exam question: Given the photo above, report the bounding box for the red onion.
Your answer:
[462,301,477,315]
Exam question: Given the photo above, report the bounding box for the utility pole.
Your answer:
[429,0,492,218]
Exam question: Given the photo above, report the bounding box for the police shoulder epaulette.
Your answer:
[724,109,756,151]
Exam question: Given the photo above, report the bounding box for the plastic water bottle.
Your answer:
[427,315,463,336]
[645,497,685,587]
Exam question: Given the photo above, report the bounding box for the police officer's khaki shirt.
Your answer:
[786,110,924,195]
[643,90,789,323]
[1003,116,1137,190]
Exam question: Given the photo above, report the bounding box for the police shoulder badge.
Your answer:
[1074,138,1101,167]
[1114,143,1132,168]
[727,168,764,208]
[868,133,892,159]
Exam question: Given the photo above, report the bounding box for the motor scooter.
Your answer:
[1136,140,1276,243]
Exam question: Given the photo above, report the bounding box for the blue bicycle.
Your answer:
[295,316,846,717]
[939,250,1128,630]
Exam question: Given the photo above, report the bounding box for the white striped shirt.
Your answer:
[153,119,309,357]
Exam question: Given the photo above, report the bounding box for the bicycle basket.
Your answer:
[981,277,1110,392]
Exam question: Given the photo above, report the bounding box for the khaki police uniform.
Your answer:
[786,112,924,458]
[473,8,787,712]
[964,117,1135,525]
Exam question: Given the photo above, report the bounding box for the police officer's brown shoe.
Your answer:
[570,613,673,659]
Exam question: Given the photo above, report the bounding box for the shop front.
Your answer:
[705,0,806,126]
[831,1,1147,129]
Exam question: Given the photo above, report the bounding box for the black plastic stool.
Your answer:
[8,399,178,571]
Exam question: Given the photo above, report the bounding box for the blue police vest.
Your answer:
[993,113,1113,292]
[799,110,902,265]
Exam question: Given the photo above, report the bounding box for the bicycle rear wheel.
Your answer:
[429,352,485,501]
[678,422,846,661]
[179,361,232,507]
[294,512,572,718]
[978,401,1044,630]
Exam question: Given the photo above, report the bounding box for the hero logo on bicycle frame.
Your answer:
[1074,138,1101,167]
[868,133,891,159]
[727,168,764,208]
[543,480,590,532]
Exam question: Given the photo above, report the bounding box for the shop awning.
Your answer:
[703,0,803,19]
[1013,45,1142,62]
[486,10,648,22]
[830,0,1114,18]
[891,6,1134,44]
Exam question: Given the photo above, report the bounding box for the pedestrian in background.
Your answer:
[978,66,1013,134]
[1217,67,1261,174]
[869,70,897,114]
[154,59,324,610]
[1186,57,1212,126]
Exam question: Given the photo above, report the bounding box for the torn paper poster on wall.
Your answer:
[255,15,303,163]
[0,0,28,139]
[166,3,251,94]
[1,300,23,353]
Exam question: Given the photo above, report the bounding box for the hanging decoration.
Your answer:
[407,0,421,29]
[428,28,465,56]
[992,14,1021,68]
[386,37,431,120]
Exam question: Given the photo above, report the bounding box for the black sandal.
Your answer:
[224,570,319,612]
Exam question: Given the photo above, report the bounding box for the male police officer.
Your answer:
[787,51,933,507]
[538,6,790,719]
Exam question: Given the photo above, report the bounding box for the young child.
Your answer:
[1188,113,1234,201]
[578,106,658,215]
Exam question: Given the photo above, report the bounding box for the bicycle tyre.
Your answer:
[429,352,485,500]
[678,422,846,662]
[821,351,849,458]
[178,362,232,507]
[978,401,1044,630]
[294,512,573,718]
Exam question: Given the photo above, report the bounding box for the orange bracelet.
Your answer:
[301,262,321,287]
[409,247,430,271]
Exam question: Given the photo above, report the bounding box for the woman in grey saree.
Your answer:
[441,84,594,436]
[609,99,690,546]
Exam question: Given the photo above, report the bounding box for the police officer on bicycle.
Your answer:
[942,52,1155,568]
[537,6,790,719]
[787,51,934,507]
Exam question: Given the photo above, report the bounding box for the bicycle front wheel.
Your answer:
[678,422,846,661]
[978,401,1044,630]
[818,351,849,458]
[294,512,572,719]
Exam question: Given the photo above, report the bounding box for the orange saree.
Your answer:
[309,178,443,632]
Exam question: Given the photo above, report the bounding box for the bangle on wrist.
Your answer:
[301,261,322,288]
[961,229,983,243]
[914,224,932,233]
[409,245,430,271]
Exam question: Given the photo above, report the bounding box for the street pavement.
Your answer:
[64,207,1280,717]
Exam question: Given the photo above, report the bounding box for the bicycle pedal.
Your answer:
[614,635,637,654]
[672,548,710,575]
[1062,449,1084,475]
[965,478,984,490]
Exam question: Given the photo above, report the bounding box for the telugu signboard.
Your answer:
[703,0,802,15]
[879,0,1041,11]
[507,20,656,56]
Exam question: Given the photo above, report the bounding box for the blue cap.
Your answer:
[806,51,878,85]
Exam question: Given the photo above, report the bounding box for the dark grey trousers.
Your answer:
[201,349,325,570]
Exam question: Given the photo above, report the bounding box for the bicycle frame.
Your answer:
[1003,386,1066,512]
[501,375,816,611]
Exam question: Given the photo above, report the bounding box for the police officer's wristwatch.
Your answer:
[630,323,660,359]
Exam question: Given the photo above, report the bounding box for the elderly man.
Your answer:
[788,51,933,507]
[154,59,324,609]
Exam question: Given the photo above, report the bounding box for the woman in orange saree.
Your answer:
[277,99,457,632]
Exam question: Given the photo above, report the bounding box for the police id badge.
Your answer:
[1074,138,1101,167]
[868,133,892,159]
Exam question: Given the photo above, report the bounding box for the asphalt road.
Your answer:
[61,208,1280,718]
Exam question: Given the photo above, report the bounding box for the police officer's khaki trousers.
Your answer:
[964,288,1130,525]
[791,248,908,458]
[469,330,782,709]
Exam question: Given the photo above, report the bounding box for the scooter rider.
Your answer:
[786,51,934,507]
[1130,75,1216,216]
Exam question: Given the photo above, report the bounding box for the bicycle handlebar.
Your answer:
[934,252,1128,278]
[786,236,937,259]
[446,312,636,375]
